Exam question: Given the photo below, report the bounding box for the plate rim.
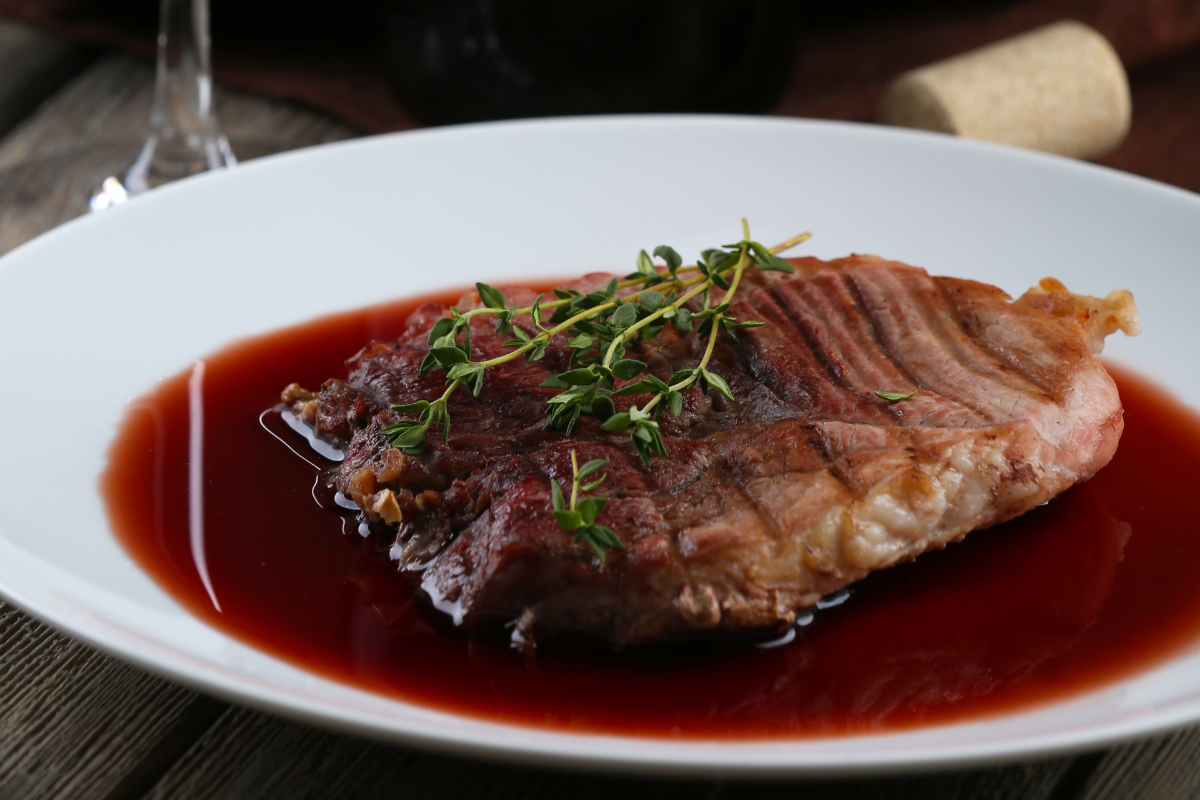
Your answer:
[5,557,1200,778]
[2,113,1200,777]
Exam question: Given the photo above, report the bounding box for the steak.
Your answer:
[292,255,1139,650]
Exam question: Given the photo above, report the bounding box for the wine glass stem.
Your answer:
[155,0,213,148]
[125,0,234,192]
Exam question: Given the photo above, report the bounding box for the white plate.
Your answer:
[1,116,1198,777]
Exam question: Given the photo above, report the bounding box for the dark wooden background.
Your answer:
[1,18,1198,800]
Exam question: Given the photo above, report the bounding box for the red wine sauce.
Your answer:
[102,290,1200,738]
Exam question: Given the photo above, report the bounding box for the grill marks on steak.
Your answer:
[304,255,1138,649]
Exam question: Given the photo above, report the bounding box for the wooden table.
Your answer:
[1,18,1197,799]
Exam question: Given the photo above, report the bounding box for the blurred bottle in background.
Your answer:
[380,0,801,124]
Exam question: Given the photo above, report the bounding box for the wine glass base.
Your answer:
[89,133,238,212]
[89,176,132,212]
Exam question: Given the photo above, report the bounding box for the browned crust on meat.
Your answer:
[296,255,1138,649]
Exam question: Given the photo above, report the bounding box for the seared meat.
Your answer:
[302,255,1138,649]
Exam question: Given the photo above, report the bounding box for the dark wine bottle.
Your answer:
[381,0,801,125]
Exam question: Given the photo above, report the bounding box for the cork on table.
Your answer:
[0,19,1198,800]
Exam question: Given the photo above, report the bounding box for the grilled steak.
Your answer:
[293,255,1139,650]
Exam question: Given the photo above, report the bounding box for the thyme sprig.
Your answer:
[383,220,811,465]
[552,450,623,559]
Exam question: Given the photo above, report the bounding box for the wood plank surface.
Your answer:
[0,30,1199,800]
[1079,726,1200,800]
[0,600,223,799]
[143,707,1079,800]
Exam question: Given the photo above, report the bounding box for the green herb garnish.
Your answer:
[875,389,918,402]
[552,450,623,560]
[383,220,811,465]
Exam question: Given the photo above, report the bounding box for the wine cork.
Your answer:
[877,21,1130,160]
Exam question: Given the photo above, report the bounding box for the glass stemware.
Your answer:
[90,0,235,211]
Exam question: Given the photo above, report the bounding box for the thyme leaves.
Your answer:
[875,389,918,402]
[384,221,811,465]
[552,450,623,560]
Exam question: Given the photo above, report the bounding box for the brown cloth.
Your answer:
[1,0,1198,192]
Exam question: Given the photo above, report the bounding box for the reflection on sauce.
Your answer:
[102,291,1200,738]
